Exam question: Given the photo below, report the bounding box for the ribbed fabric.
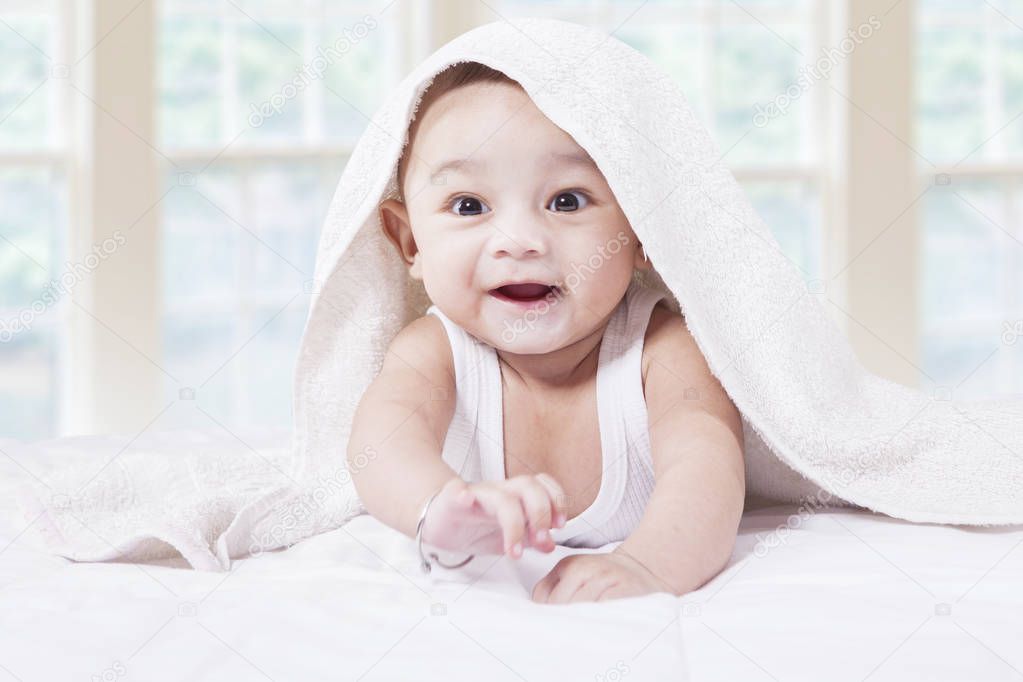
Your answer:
[426,278,666,548]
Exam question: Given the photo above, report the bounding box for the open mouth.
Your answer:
[489,283,559,303]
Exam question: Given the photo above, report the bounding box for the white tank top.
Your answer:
[425,278,666,548]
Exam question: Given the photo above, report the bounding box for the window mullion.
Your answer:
[841,0,920,387]
[304,0,325,145]
[57,0,75,436]
[68,0,162,435]
[221,3,238,146]
[237,164,252,426]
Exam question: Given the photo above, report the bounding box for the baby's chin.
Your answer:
[480,293,575,350]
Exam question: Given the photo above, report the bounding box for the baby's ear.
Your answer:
[633,242,653,271]
[379,199,421,278]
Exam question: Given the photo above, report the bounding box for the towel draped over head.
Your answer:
[16,18,1023,571]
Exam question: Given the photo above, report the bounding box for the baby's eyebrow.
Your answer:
[428,150,599,178]
[546,150,599,170]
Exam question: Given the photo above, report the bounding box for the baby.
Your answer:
[348,61,746,604]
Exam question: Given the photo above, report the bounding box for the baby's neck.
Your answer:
[495,310,613,394]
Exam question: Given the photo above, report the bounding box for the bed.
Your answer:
[1,428,1020,681]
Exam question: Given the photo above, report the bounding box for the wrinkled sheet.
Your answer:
[0,430,685,681]
[2,429,1021,681]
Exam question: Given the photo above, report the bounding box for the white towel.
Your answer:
[14,18,1023,571]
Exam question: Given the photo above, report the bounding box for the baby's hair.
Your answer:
[396,61,521,202]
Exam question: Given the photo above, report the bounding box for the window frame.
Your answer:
[21,0,1012,437]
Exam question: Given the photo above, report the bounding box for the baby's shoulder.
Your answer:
[382,312,455,390]
[640,300,700,391]
[642,299,685,355]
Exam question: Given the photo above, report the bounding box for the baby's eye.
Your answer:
[548,190,589,212]
[449,196,491,216]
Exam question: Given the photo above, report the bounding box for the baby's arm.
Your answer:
[616,309,746,596]
[346,315,461,539]
[347,315,569,556]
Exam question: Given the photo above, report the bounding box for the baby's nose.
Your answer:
[488,222,549,259]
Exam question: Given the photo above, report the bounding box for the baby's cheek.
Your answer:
[442,250,479,289]
[428,257,469,290]
[420,262,472,311]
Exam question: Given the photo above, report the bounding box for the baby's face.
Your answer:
[380,81,651,354]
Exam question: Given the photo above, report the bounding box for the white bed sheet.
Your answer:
[1,429,1021,681]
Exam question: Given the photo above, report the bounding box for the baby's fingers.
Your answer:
[535,472,569,528]
[507,477,557,551]
[472,487,527,557]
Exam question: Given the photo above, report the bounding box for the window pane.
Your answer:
[159,14,224,148]
[742,178,822,281]
[321,12,400,143]
[1001,19,1023,157]
[0,323,59,439]
[0,167,67,440]
[0,8,59,151]
[714,22,809,166]
[237,18,306,143]
[246,162,322,298]
[917,3,1023,396]
[0,168,61,305]
[916,20,985,163]
[917,178,1022,396]
[160,1,399,149]
[237,304,306,426]
[0,3,64,440]
[920,331,1020,398]
[160,158,341,431]
[916,1,1023,164]
[157,0,391,435]
[162,167,242,304]
[920,180,1009,326]
[162,307,237,424]
[615,22,708,121]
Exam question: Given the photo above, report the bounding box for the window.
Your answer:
[916,0,1023,398]
[156,0,407,432]
[3,1,1015,442]
[0,1,70,441]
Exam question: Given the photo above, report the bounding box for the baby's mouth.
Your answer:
[489,283,560,303]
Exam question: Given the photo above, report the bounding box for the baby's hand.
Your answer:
[531,548,675,604]
[421,474,569,558]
